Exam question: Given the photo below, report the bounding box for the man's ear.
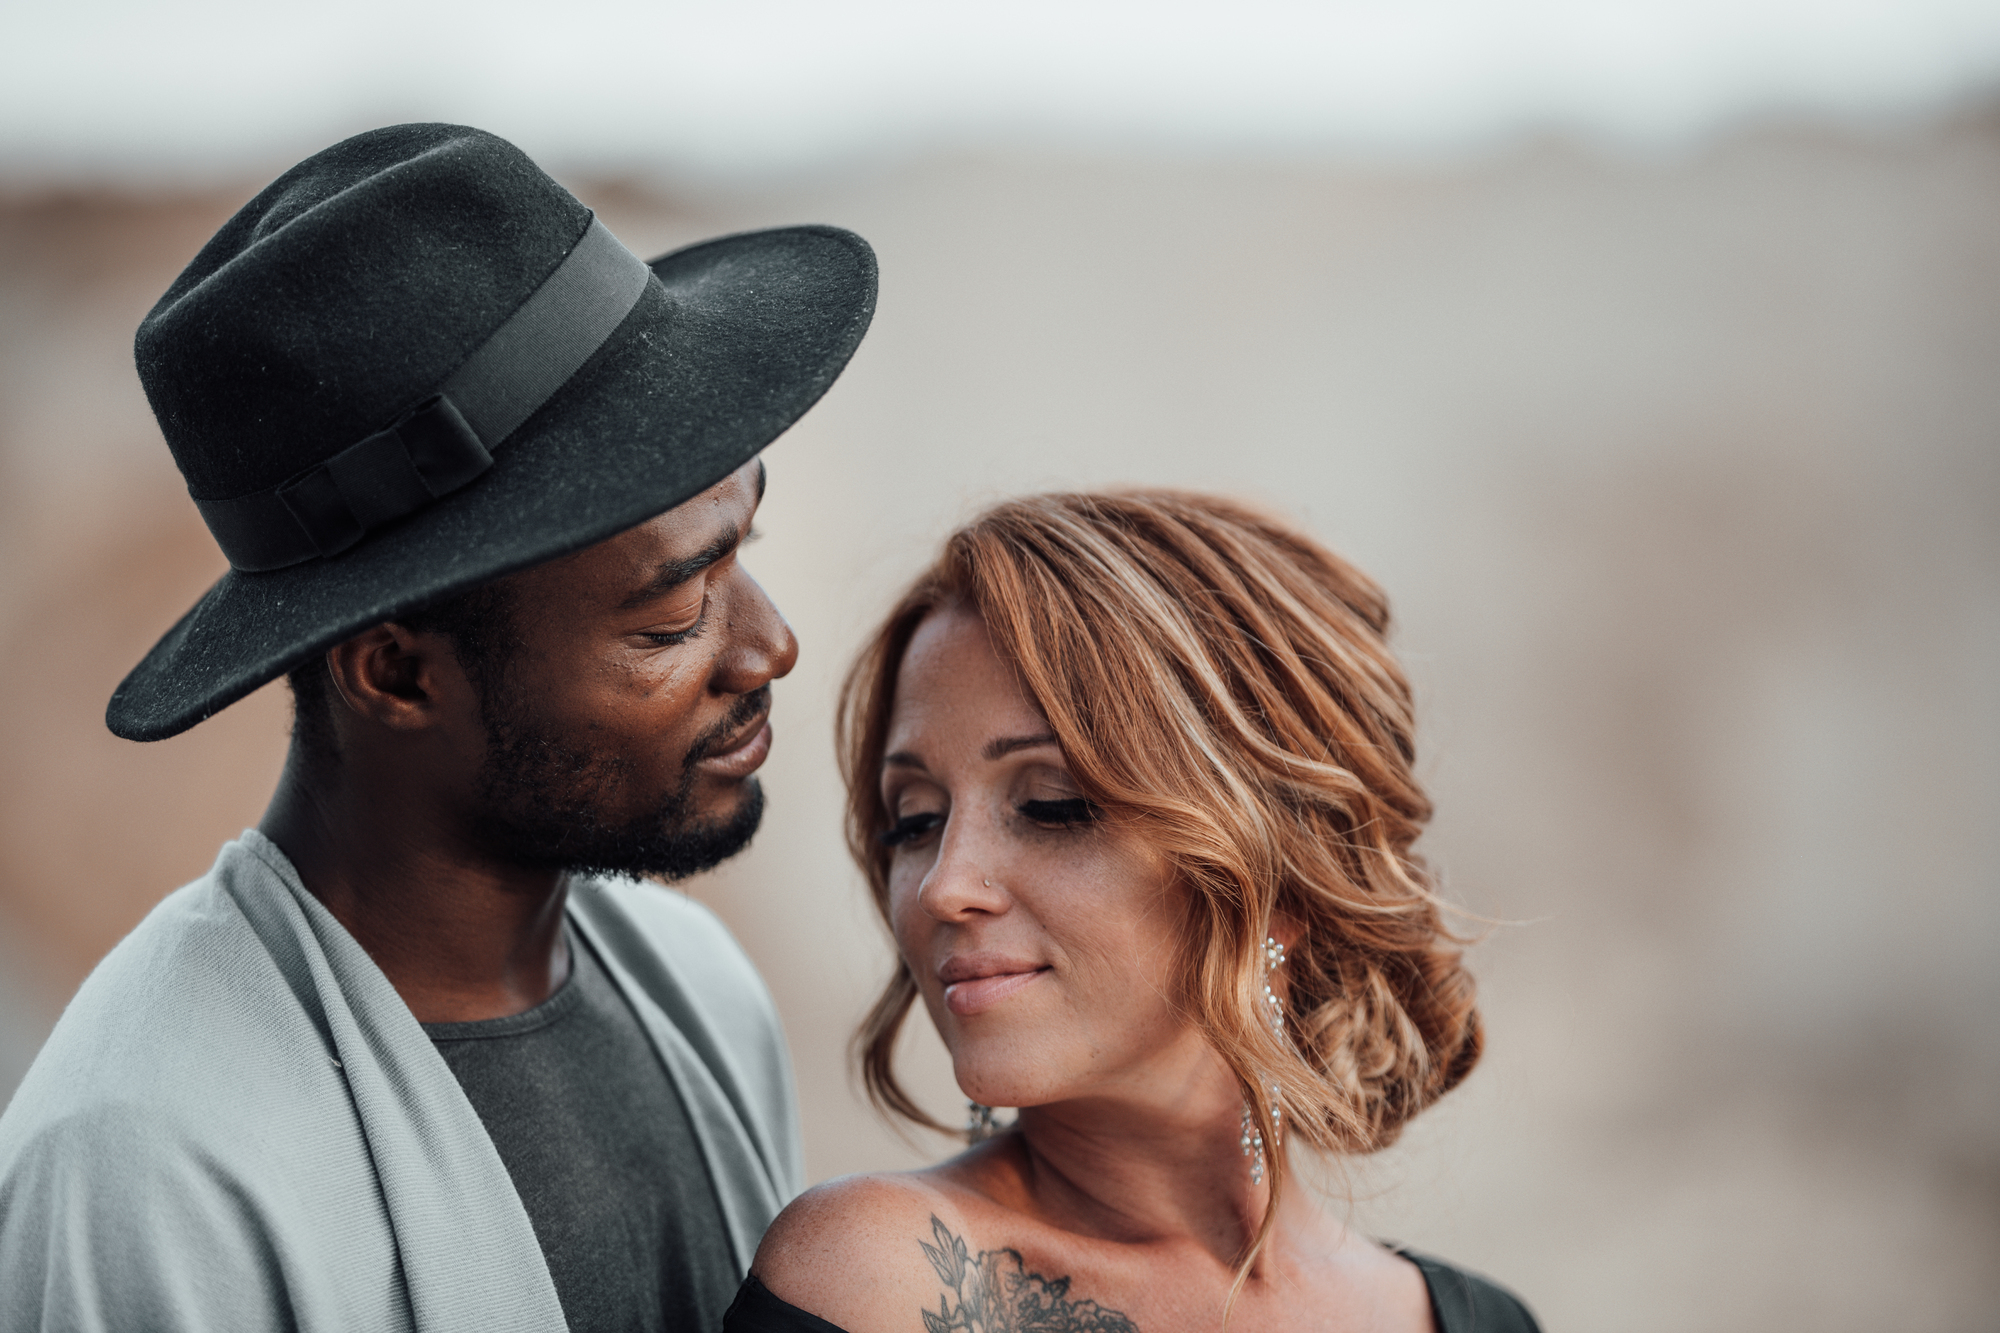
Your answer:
[323,623,467,732]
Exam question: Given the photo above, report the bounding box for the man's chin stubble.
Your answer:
[468,702,772,884]
[467,684,776,881]
[477,776,766,882]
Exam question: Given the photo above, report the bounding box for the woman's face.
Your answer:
[880,606,1209,1113]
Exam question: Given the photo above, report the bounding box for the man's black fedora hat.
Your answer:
[107,123,876,742]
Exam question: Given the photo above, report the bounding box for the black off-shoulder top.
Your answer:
[722,1249,1541,1332]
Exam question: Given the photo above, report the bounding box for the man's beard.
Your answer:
[467,684,770,881]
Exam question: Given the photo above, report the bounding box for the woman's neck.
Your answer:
[996,1062,1297,1269]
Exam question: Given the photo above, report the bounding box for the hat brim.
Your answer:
[108,224,877,741]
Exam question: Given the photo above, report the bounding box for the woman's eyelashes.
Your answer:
[880,811,944,848]
[881,797,1098,848]
[1017,797,1098,828]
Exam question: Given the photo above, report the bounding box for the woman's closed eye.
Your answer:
[880,796,1097,847]
[1017,797,1097,828]
[880,811,944,848]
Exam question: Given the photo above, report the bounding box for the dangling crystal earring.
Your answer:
[1262,935,1288,1038]
[965,1101,1004,1145]
[1239,1097,1266,1185]
[1239,1077,1284,1185]
[1240,935,1288,1185]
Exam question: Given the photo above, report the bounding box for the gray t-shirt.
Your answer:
[425,932,736,1331]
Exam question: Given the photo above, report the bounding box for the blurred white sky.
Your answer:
[4,0,2000,183]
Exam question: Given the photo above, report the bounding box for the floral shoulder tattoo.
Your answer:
[916,1214,1139,1333]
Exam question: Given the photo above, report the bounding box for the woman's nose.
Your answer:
[917,827,1012,922]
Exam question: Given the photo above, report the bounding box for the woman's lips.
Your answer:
[697,719,772,780]
[943,968,1049,1017]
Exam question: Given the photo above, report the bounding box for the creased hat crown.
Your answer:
[137,123,589,502]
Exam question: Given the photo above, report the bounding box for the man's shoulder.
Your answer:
[0,838,414,1330]
[1,1091,257,1200]
[1,840,340,1165]
[0,1042,396,1331]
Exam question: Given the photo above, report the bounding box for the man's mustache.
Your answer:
[685,685,773,768]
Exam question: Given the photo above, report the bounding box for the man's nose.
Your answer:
[714,568,799,694]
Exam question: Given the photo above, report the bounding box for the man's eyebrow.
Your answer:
[754,457,768,502]
[618,528,743,610]
[982,733,1058,762]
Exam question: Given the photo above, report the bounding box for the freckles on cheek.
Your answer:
[887,877,931,959]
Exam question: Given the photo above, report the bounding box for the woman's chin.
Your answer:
[951,1059,1051,1112]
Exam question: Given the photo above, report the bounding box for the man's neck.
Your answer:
[259,748,572,1023]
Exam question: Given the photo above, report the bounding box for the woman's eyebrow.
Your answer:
[883,734,1057,772]
[982,733,1058,762]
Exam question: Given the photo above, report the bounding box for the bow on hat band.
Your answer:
[191,216,653,573]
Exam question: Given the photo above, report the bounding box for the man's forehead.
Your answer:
[501,459,762,611]
[639,461,761,546]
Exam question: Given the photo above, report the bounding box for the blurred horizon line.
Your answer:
[7,0,2000,191]
[3,91,1997,203]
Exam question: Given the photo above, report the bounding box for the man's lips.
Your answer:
[940,958,1051,1017]
[696,715,772,780]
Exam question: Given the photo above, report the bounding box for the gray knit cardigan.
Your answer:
[0,831,803,1331]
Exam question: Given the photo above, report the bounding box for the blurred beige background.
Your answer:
[3,110,1998,1331]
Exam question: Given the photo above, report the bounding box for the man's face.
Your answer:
[459,458,797,879]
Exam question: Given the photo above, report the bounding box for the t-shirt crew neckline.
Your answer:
[421,936,586,1042]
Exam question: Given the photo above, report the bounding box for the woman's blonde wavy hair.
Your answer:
[838,490,1481,1207]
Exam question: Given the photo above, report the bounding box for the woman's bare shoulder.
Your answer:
[753,1171,984,1333]
[757,1170,967,1264]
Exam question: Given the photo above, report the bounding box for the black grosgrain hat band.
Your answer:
[194,215,651,572]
